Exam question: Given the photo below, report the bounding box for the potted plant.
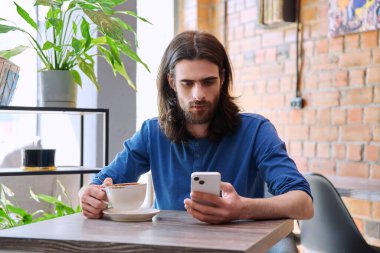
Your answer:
[0,0,150,107]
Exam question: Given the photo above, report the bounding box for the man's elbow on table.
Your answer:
[297,191,314,220]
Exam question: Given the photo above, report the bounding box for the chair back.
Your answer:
[299,173,376,253]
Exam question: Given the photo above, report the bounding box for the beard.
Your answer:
[179,97,219,124]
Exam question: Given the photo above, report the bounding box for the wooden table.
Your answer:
[326,175,380,202]
[0,211,293,253]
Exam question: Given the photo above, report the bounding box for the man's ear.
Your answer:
[167,74,176,91]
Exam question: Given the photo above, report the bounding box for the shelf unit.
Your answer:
[0,106,109,186]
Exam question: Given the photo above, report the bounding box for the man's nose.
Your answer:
[192,83,206,100]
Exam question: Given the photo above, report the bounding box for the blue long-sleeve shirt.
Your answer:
[92,113,312,210]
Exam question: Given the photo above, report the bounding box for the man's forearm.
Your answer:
[240,190,314,220]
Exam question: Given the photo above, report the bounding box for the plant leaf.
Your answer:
[83,52,94,65]
[0,188,6,208]
[55,204,64,216]
[92,36,107,45]
[98,45,115,69]
[0,24,18,34]
[1,184,14,197]
[118,43,150,72]
[116,10,152,24]
[68,1,78,10]
[111,16,138,47]
[29,188,40,203]
[0,45,28,59]
[35,0,60,7]
[47,17,63,35]
[34,194,65,205]
[42,213,57,219]
[42,41,61,52]
[22,213,33,224]
[60,50,75,69]
[7,204,27,217]
[95,0,126,7]
[83,9,124,42]
[0,216,12,228]
[0,208,12,222]
[76,2,99,11]
[44,213,57,219]
[0,216,10,229]
[70,69,82,87]
[78,57,100,90]
[71,37,83,55]
[46,8,53,29]
[31,210,44,217]
[14,2,38,30]
[111,17,135,33]
[106,36,121,65]
[0,208,7,217]
[72,20,78,36]
[63,205,75,215]
[42,41,53,50]
[80,18,90,38]
[32,216,52,223]
[114,60,135,90]
[80,18,91,50]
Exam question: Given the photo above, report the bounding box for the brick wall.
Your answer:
[177,0,225,42]
[178,0,380,246]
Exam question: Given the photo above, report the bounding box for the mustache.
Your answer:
[189,101,210,107]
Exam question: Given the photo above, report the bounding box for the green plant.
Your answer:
[0,0,150,90]
[0,180,80,229]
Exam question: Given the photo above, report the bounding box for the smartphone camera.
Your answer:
[193,176,205,185]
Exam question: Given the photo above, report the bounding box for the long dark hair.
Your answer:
[157,31,240,143]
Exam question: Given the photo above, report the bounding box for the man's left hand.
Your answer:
[184,182,247,224]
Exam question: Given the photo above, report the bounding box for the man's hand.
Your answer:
[185,182,314,224]
[184,182,246,224]
[80,178,113,219]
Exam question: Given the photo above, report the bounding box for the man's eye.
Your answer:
[181,81,193,86]
[202,80,216,86]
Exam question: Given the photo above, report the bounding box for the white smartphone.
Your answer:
[191,172,221,197]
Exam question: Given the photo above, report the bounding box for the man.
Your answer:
[80,31,313,225]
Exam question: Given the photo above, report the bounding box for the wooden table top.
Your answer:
[0,211,293,253]
[326,175,380,202]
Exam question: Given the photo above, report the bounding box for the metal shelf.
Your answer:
[0,167,101,176]
[0,105,108,114]
[0,106,109,186]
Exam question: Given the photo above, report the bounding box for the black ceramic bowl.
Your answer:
[22,149,56,171]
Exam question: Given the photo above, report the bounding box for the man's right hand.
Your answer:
[80,177,113,219]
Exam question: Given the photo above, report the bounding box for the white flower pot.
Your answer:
[39,70,77,108]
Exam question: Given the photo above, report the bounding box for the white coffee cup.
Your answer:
[104,182,147,211]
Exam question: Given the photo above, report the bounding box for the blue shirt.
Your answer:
[92,113,311,210]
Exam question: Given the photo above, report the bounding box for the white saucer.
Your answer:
[103,208,160,222]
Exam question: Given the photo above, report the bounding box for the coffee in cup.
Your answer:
[104,182,146,211]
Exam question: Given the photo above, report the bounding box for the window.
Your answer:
[0,3,92,168]
[136,0,174,128]
[0,2,37,166]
